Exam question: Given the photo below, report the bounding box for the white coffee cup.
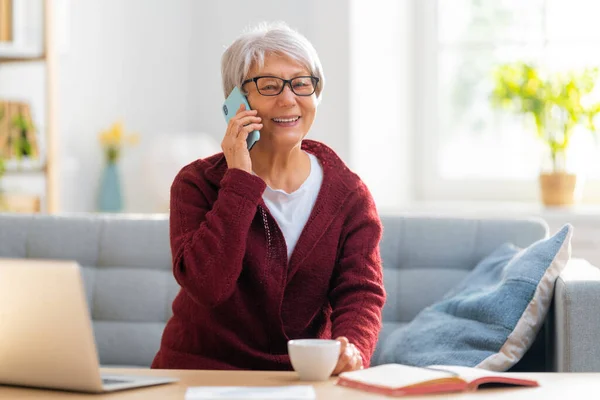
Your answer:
[287,339,341,381]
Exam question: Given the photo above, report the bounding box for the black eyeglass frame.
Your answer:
[241,75,320,96]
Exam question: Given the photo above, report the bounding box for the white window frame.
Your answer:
[414,0,600,204]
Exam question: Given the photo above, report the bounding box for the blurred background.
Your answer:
[1,0,600,217]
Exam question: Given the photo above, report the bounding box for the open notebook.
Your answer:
[336,364,539,397]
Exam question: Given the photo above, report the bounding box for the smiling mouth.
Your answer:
[272,117,300,123]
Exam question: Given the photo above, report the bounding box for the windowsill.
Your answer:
[384,200,600,218]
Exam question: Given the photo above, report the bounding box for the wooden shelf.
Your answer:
[0,1,58,213]
[0,55,46,64]
[3,165,47,175]
[0,192,41,213]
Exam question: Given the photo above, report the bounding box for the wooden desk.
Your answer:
[0,368,599,399]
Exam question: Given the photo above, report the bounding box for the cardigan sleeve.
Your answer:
[169,164,266,307]
[329,184,386,367]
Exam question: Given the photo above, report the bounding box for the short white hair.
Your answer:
[221,21,325,101]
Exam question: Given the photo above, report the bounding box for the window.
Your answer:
[416,0,600,202]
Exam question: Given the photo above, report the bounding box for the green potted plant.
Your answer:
[490,62,600,206]
[12,112,36,160]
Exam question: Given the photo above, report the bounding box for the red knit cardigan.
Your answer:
[151,140,386,370]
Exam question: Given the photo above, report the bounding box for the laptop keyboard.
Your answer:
[102,378,132,385]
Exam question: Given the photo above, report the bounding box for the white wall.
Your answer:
[349,0,416,212]
[2,0,416,213]
[59,0,198,212]
[56,0,350,213]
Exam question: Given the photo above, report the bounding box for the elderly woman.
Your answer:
[152,22,385,374]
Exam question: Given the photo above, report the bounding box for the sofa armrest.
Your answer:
[552,258,600,372]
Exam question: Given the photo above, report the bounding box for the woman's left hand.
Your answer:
[332,336,363,375]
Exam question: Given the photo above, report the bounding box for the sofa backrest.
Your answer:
[0,213,176,367]
[379,215,549,323]
[0,213,549,367]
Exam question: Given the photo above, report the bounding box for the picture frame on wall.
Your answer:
[0,0,43,58]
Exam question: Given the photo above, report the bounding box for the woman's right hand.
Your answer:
[221,104,262,174]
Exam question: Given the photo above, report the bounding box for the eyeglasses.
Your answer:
[242,76,319,96]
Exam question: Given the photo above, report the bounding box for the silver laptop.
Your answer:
[0,258,178,393]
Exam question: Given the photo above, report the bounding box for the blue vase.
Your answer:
[97,162,123,212]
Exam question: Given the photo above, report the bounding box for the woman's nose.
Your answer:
[276,84,297,106]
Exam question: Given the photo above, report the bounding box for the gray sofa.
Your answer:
[0,213,599,372]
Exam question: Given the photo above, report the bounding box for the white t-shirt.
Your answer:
[261,153,323,261]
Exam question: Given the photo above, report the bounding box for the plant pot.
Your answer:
[539,172,578,206]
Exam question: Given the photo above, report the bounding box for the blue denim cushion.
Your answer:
[378,224,572,371]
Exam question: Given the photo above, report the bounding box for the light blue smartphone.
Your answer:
[222,86,260,150]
